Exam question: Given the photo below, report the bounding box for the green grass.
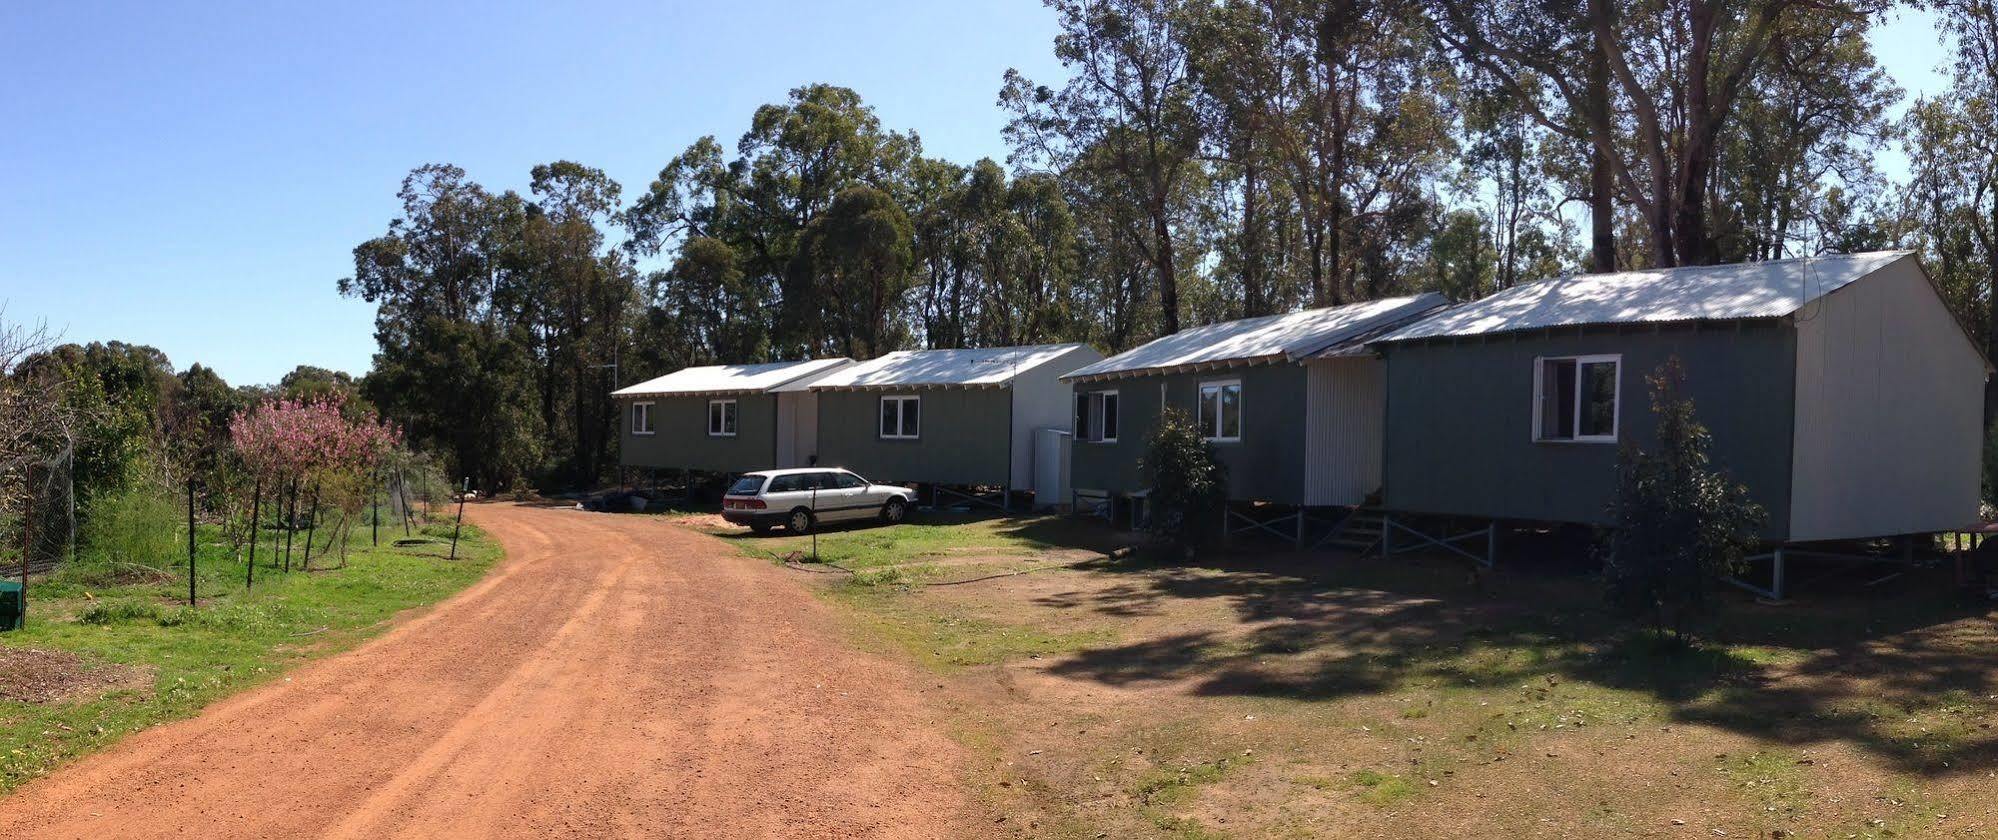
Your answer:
[1716,750,1812,816]
[824,585,1114,671]
[0,518,497,793]
[1346,769,1419,806]
[709,511,1119,581]
[1135,754,1252,838]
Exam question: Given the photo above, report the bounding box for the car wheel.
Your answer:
[881,497,907,524]
[750,521,773,535]
[787,508,815,535]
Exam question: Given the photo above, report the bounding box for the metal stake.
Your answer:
[187,478,197,607]
[448,478,468,561]
[246,477,262,589]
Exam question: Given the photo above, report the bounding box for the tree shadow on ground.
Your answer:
[1038,546,1998,777]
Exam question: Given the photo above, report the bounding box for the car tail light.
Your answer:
[728,498,766,510]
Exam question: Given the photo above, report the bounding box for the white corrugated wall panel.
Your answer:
[1790,256,1986,540]
[1304,357,1386,507]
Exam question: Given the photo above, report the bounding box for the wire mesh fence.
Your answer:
[3,444,74,576]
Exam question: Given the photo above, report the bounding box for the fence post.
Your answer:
[247,476,262,589]
[301,481,321,572]
[448,478,468,561]
[371,469,380,547]
[283,476,298,572]
[20,486,32,626]
[187,478,197,607]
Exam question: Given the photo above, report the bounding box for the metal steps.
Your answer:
[1318,507,1385,554]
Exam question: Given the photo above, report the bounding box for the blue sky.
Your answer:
[0,2,1952,385]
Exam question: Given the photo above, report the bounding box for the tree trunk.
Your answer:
[1986,196,1998,428]
[1242,160,1265,317]
[1587,20,1617,274]
[1152,205,1180,335]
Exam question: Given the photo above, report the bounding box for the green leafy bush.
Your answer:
[81,483,181,572]
[1981,420,1998,506]
[1141,408,1229,549]
[1600,358,1764,640]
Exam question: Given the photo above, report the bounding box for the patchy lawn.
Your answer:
[732,510,1998,838]
[0,517,498,794]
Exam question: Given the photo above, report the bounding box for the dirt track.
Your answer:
[0,503,974,839]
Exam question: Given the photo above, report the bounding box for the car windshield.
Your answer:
[727,476,765,495]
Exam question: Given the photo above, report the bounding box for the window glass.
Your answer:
[768,475,803,493]
[1102,393,1118,441]
[879,396,918,438]
[1219,384,1241,439]
[1544,360,1577,439]
[1200,382,1241,440]
[833,472,865,489]
[728,476,765,495]
[632,403,653,434]
[1580,361,1618,437]
[723,400,738,434]
[1074,393,1092,440]
[1536,356,1617,441]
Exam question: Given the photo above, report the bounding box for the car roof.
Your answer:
[740,467,851,478]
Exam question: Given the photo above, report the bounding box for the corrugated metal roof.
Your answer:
[808,343,1088,389]
[1376,251,1913,343]
[1061,294,1449,381]
[610,357,854,397]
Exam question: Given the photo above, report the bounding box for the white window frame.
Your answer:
[631,402,655,436]
[707,398,737,437]
[1075,390,1119,443]
[880,394,920,440]
[1198,379,1243,443]
[1532,354,1621,444]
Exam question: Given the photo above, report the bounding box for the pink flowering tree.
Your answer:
[230,394,399,571]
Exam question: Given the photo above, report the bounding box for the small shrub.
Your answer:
[79,599,165,625]
[1600,358,1764,640]
[1141,408,1228,549]
[82,484,181,571]
[1982,420,1998,506]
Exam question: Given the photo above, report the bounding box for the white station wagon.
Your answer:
[720,468,917,534]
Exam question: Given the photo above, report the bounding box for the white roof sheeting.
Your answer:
[807,343,1089,390]
[1376,251,1914,343]
[611,358,853,397]
[1062,294,1449,381]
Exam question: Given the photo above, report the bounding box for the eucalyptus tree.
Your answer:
[1708,9,1898,262]
[1003,0,1205,334]
[1190,0,1456,305]
[790,185,916,359]
[1904,0,1998,419]
[625,85,920,356]
[340,164,546,489]
[1427,0,1889,269]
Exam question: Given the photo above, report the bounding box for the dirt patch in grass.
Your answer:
[0,648,150,705]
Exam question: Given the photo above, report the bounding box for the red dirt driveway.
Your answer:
[0,503,974,839]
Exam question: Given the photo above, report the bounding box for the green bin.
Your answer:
[0,580,21,632]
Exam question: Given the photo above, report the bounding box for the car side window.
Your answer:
[833,472,865,489]
[767,475,801,493]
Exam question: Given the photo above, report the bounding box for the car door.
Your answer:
[813,471,866,521]
[829,471,878,519]
[763,473,807,512]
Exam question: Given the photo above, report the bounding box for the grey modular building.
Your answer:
[1371,250,1990,544]
[805,343,1104,498]
[1060,294,1449,508]
[613,358,855,475]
